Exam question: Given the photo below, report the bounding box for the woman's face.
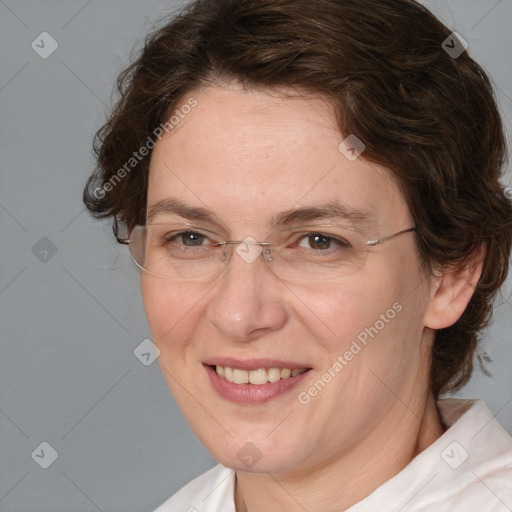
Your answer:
[141,83,434,473]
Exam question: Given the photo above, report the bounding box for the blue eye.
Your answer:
[171,231,207,246]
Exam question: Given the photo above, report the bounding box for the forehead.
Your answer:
[147,84,412,232]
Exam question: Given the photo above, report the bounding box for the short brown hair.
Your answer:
[83,0,512,398]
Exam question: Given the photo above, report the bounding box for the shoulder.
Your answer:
[152,463,236,512]
[417,398,512,511]
[349,399,512,512]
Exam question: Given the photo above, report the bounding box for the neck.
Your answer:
[235,393,445,512]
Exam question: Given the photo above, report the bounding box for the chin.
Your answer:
[216,450,301,474]
[196,428,308,474]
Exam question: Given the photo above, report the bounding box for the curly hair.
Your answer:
[83,0,512,398]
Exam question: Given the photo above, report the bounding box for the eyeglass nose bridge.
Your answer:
[216,240,275,264]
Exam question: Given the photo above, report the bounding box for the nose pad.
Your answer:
[263,247,273,263]
[220,247,231,265]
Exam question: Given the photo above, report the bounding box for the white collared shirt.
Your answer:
[153,399,512,511]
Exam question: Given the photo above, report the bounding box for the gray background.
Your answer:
[0,1,511,511]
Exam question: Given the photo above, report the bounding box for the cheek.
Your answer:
[295,281,391,356]
[141,276,171,338]
[303,260,425,367]
[140,277,203,349]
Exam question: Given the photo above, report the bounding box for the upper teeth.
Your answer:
[215,365,307,384]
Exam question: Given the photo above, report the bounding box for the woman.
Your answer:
[84,0,512,510]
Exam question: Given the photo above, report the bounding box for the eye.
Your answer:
[297,233,351,250]
[167,230,208,247]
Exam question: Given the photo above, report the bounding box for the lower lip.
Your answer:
[204,365,311,404]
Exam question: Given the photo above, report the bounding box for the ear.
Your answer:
[424,243,486,330]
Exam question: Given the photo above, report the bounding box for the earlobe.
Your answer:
[424,243,486,330]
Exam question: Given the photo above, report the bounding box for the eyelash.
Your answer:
[294,233,351,250]
[164,231,210,248]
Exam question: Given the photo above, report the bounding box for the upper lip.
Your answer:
[203,357,311,371]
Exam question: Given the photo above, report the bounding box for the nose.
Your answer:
[206,244,287,342]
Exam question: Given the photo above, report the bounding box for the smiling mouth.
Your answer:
[208,364,310,385]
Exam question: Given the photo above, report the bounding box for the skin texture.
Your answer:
[141,83,484,511]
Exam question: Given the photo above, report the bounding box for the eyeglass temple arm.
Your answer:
[366,227,416,247]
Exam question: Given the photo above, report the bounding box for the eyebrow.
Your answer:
[147,198,221,224]
[146,198,376,229]
[271,201,376,228]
